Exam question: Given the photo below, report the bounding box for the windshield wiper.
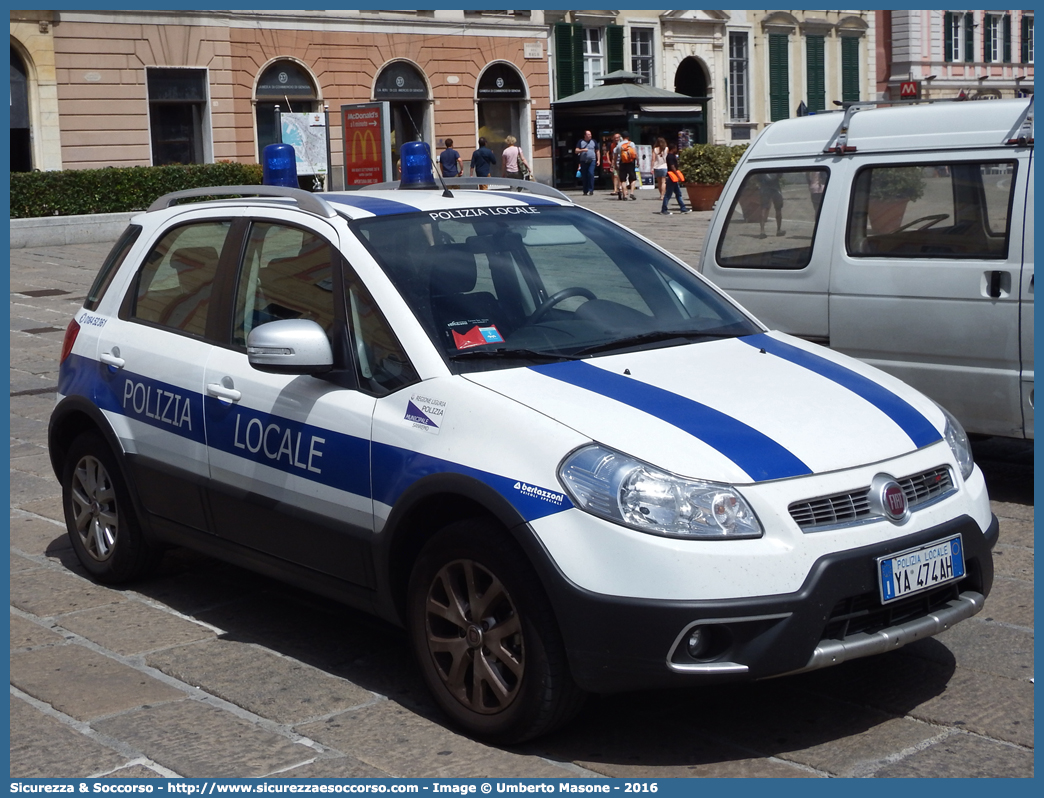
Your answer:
[573,329,736,357]
[447,347,581,362]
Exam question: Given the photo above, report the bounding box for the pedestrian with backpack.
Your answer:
[615,131,638,200]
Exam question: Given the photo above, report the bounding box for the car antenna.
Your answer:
[402,105,453,198]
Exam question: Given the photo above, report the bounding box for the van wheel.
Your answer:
[407,519,585,743]
[62,431,161,583]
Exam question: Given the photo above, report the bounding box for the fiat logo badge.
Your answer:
[871,474,908,523]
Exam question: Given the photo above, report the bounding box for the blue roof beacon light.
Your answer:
[399,141,437,189]
[262,143,298,188]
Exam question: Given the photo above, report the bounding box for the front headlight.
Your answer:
[559,445,763,539]
[939,405,975,481]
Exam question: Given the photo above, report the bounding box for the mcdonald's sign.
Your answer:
[342,102,392,186]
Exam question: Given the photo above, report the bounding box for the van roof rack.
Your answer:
[148,185,338,218]
[1003,94,1034,146]
[821,95,1019,154]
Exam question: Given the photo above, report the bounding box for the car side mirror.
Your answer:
[247,319,334,375]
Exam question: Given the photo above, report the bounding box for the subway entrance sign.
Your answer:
[899,81,921,99]
[342,102,392,186]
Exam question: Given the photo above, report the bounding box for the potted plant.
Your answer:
[676,143,747,210]
[867,166,927,234]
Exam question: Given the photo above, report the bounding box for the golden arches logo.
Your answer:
[351,129,378,161]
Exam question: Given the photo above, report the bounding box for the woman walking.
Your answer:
[652,137,669,202]
[501,135,528,181]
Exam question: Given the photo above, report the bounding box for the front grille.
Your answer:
[822,582,961,640]
[899,467,954,506]
[789,466,956,531]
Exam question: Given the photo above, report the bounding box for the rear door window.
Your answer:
[846,161,1016,259]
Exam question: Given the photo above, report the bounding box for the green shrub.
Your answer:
[676,143,748,185]
[868,166,927,202]
[9,161,263,219]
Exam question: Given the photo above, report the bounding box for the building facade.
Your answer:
[547,10,876,146]
[877,10,1034,101]
[9,9,552,185]
[12,9,892,182]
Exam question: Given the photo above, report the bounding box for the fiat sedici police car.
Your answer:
[51,146,997,743]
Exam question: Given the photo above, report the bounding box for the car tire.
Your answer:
[407,519,585,743]
[61,430,162,583]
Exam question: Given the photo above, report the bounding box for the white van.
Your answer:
[699,98,1034,440]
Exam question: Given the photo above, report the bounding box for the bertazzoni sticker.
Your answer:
[404,393,446,434]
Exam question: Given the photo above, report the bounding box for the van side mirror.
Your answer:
[247,319,334,375]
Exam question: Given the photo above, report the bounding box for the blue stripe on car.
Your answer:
[324,194,421,217]
[59,355,572,521]
[741,334,942,448]
[529,361,811,482]
[372,443,573,521]
[484,192,562,206]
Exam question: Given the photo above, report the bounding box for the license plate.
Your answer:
[878,534,965,604]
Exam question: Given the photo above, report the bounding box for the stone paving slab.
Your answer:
[10,567,126,617]
[10,695,129,778]
[278,757,391,779]
[10,510,70,556]
[146,638,378,725]
[10,613,66,649]
[10,644,186,721]
[57,600,217,657]
[981,576,1034,628]
[92,700,319,778]
[928,618,1034,681]
[871,731,1033,778]
[298,700,582,778]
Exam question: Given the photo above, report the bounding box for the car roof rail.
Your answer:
[357,176,572,202]
[1003,94,1034,146]
[148,185,338,218]
[821,96,987,154]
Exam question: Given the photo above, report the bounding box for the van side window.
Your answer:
[715,168,829,270]
[846,161,1016,259]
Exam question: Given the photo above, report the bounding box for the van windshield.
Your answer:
[353,205,759,369]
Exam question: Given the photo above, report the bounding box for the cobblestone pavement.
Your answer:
[9,193,1034,777]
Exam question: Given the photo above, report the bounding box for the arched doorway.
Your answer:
[254,60,320,161]
[476,62,529,159]
[10,46,32,172]
[674,57,709,98]
[374,61,431,172]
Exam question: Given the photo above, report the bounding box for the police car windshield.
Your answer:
[353,204,758,369]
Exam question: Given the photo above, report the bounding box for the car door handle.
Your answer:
[206,383,242,402]
[99,351,125,369]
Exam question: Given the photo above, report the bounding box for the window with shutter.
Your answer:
[1022,15,1034,64]
[769,34,789,122]
[806,35,825,112]
[964,13,975,63]
[606,25,624,75]
[944,11,954,63]
[841,37,860,103]
[554,22,583,99]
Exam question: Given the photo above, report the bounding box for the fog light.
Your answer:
[686,627,708,658]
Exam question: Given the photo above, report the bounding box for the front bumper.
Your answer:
[533,513,996,693]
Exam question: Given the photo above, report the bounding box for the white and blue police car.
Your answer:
[51,150,996,743]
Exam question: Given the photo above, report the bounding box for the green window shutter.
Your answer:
[1004,14,1012,62]
[606,25,624,74]
[965,13,975,63]
[944,11,954,62]
[554,22,582,98]
[841,37,860,102]
[806,36,825,112]
[1021,14,1029,63]
[769,34,790,122]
